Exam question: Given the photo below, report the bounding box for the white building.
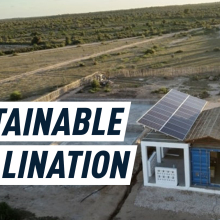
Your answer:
[139,90,220,194]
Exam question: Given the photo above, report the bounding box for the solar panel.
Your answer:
[137,89,207,140]
[138,89,188,131]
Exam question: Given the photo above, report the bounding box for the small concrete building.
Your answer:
[140,90,220,194]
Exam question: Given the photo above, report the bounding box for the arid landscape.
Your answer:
[1,2,220,220]
[1,26,220,101]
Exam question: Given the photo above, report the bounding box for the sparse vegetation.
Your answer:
[0,3,220,100]
[91,79,100,89]
[199,90,210,99]
[104,86,111,92]
[151,87,169,94]
[89,79,101,93]
[130,64,137,69]
[0,202,59,220]
[117,65,126,70]
[191,75,199,81]
[175,50,183,53]
[145,48,155,55]
[12,52,19,56]
[1,2,220,55]
[10,91,22,101]
[79,62,85,67]
[93,60,98,65]
[213,47,220,52]
[31,36,41,45]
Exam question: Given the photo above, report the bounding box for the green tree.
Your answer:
[31,36,41,45]
[65,36,72,45]
[184,8,190,14]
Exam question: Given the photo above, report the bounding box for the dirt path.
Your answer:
[0,36,139,58]
[0,28,201,85]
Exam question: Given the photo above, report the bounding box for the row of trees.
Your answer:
[0,2,220,53]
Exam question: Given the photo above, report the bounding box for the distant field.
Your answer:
[1,2,220,55]
[1,2,220,100]
[0,28,220,101]
[0,37,142,80]
[107,28,220,69]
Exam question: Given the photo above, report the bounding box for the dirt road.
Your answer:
[0,28,201,85]
[0,36,139,58]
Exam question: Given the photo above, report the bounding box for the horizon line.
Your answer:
[0,1,218,21]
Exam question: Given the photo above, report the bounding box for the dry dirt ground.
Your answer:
[0,185,126,220]
[0,146,142,220]
[1,74,220,219]
[52,75,220,220]
[60,74,220,103]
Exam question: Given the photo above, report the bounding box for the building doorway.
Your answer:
[210,151,220,185]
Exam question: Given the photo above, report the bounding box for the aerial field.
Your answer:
[1,3,220,101]
[1,2,220,220]
[0,27,220,100]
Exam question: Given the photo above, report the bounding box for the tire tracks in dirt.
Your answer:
[0,28,201,85]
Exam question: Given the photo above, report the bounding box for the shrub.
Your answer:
[104,86,111,92]
[175,50,183,53]
[151,87,169,94]
[191,75,199,81]
[72,39,83,45]
[0,202,20,220]
[65,36,72,45]
[199,90,209,99]
[89,87,100,93]
[117,65,125,69]
[121,58,129,62]
[89,89,97,93]
[89,79,101,93]
[213,47,220,52]
[79,62,85,67]
[12,52,18,56]
[133,57,141,62]
[184,8,190,14]
[91,79,100,89]
[130,64,136,69]
[0,202,59,220]
[31,36,41,45]
[10,91,22,101]
[145,48,155,55]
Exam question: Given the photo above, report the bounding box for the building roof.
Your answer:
[185,107,220,142]
[143,131,183,143]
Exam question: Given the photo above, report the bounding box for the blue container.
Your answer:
[191,148,210,186]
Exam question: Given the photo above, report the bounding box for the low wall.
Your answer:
[34,72,100,102]
[108,66,220,78]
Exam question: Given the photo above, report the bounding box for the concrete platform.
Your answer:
[134,185,220,217]
[113,172,211,220]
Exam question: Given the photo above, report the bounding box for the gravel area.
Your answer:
[135,186,220,216]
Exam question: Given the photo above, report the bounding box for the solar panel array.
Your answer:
[138,89,207,140]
